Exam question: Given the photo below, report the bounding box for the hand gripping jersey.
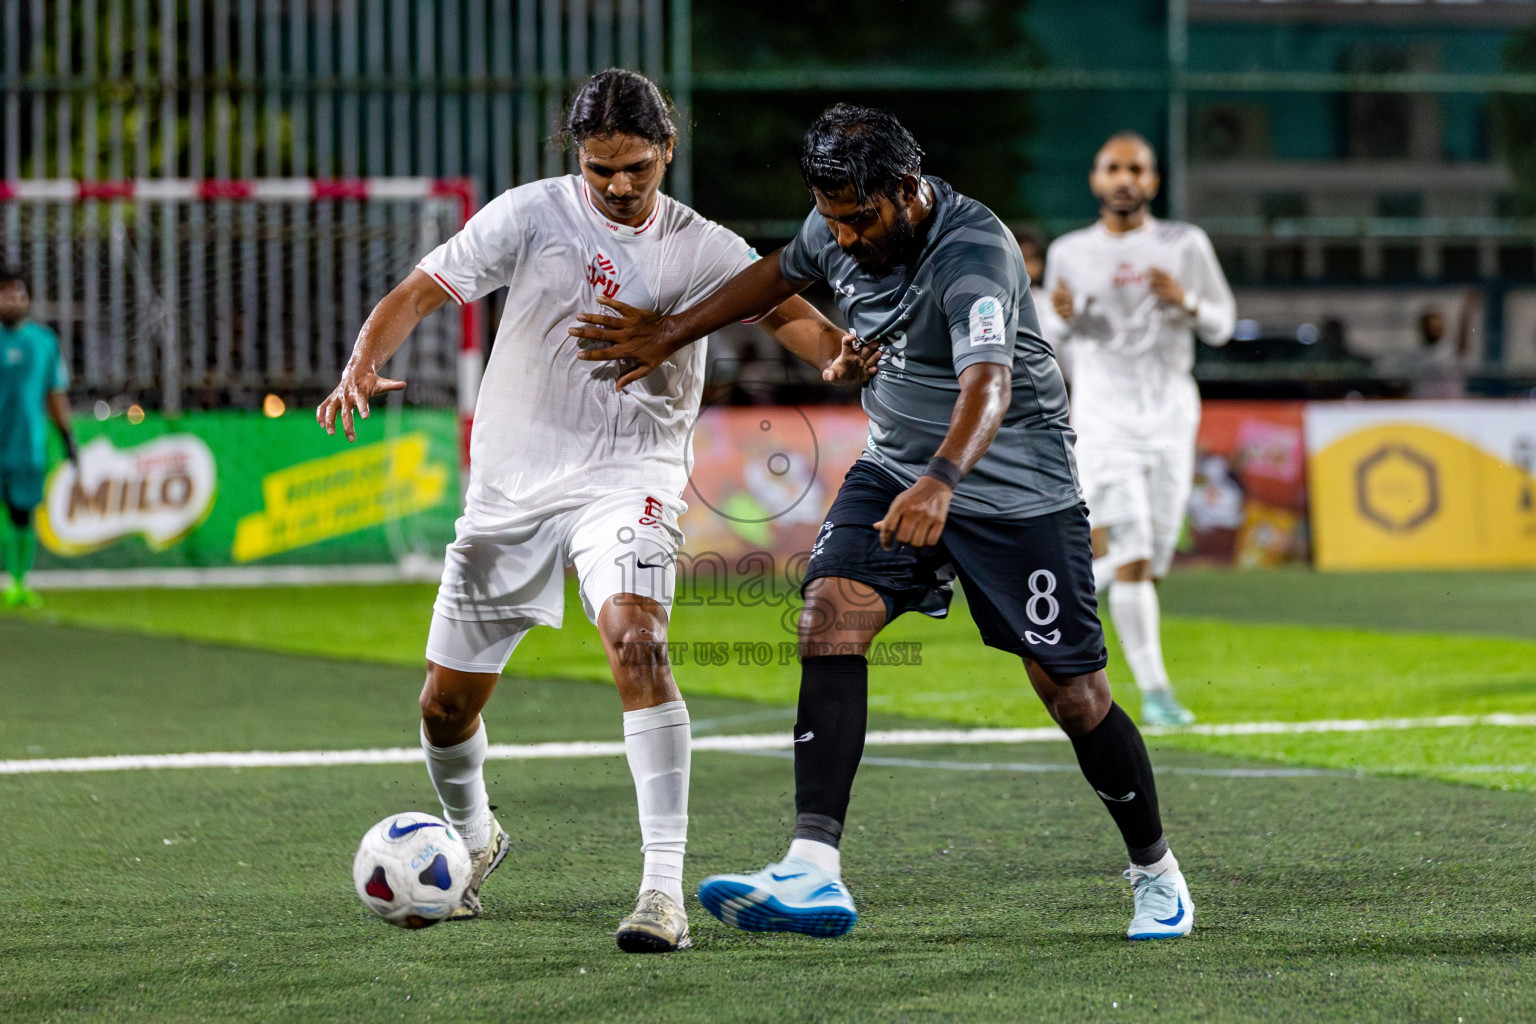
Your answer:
[1038,218,1235,448]
[418,176,757,515]
[780,177,1080,519]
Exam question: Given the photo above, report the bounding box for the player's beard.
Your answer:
[1100,189,1149,218]
[847,208,917,275]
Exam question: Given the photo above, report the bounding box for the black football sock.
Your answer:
[791,654,869,848]
[1069,702,1168,866]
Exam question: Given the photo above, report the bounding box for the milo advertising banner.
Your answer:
[1305,401,1536,570]
[34,409,459,572]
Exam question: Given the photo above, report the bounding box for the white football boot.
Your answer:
[697,855,857,937]
[615,889,692,953]
[1125,861,1195,940]
[448,813,510,921]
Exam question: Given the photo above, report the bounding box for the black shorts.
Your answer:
[803,460,1108,677]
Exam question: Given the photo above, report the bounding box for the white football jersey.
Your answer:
[418,176,757,515]
[1038,218,1235,447]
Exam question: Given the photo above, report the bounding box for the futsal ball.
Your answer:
[352,812,473,928]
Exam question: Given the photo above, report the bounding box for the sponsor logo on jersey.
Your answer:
[639,495,666,528]
[586,252,621,299]
[892,285,924,325]
[1112,261,1146,288]
[968,296,1005,347]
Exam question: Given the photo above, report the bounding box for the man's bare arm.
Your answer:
[932,362,1011,474]
[318,269,450,441]
[568,249,807,390]
[753,295,882,384]
[874,363,1011,549]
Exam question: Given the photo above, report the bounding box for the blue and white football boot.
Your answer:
[1140,686,1197,727]
[1124,861,1195,940]
[697,856,857,937]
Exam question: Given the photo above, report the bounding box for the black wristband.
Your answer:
[922,456,962,489]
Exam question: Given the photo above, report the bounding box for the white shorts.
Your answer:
[425,489,683,674]
[1076,440,1194,579]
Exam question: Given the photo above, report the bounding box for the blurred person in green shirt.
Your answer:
[0,266,76,607]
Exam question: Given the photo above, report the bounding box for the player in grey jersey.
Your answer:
[571,104,1194,942]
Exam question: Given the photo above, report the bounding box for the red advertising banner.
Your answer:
[679,400,1311,572]
[1183,401,1309,567]
[679,405,869,564]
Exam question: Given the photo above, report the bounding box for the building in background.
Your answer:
[3,0,1535,409]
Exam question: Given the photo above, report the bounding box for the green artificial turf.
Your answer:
[1160,568,1536,639]
[4,603,1533,1021]
[15,573,1536,793]
[1,657,1532,1022]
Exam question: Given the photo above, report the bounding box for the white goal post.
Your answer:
[0,177,482,456]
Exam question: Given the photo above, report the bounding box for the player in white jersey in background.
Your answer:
[318,69,861,952]
[1038,132,1236,727]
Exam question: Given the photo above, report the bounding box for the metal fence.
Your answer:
[1,0,683,201]
[0,0,683,411]
[0,180,466,412]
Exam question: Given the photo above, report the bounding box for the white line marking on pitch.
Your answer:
[748,751,1355,778]
[2,713,1534,776]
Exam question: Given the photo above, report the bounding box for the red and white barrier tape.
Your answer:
[0,177,474,204]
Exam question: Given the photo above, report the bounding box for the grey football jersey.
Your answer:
[781,177,1081,518]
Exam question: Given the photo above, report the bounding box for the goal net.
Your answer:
[1,178,480,582]
[0,178,476,415]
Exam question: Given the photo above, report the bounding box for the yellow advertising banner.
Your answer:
[1306,402,1536,569]
[232,434,448,563]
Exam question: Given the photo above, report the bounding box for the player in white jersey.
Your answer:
[1037,132,1235,727]
[317,69,859,952]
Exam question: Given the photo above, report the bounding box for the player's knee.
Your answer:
[797,595,837,649]
[610,623,669,667]
[1114,558,1153,583]
[418,667,477,732]
[1039,670,1112,736]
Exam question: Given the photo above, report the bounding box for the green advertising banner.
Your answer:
[34,408,460,571]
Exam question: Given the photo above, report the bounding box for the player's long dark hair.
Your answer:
[800,103,925,203]
[561,68,677,149]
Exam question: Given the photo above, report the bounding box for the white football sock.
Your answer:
[623,700,691,907]
[1109,580,1171,695]
[421,719,493,851]
[787,837,842,878]
[1134,849,1179,876]
[1091,555,1118,594]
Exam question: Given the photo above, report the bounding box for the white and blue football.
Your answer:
[352,812,472,928]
